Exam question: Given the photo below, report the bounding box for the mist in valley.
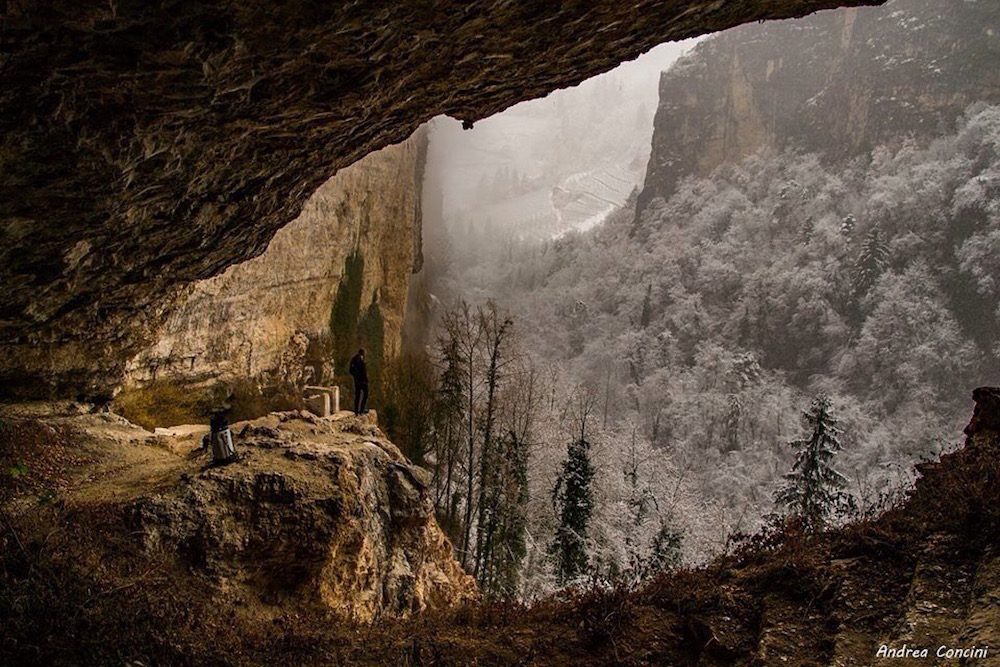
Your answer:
[390,0,1000,598]
[8,1,1000,663]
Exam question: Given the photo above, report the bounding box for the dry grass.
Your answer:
[113,380,213,430]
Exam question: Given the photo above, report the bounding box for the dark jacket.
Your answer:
[349,354,368,384]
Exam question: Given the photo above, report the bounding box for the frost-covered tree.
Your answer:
[640,284,653,328]
[551,435,594,583]
[775,396,848,530]
[645,521,683,575]
[432,321,469,545]
[477,361,539,598]
[841,262,981,412]
[841,214,856,238]
[427,104,1000,572]
[551,391,597,584]
[473,301,515,582]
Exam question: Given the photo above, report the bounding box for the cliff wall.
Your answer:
[638,0,1000,215]
[125,130,426,394]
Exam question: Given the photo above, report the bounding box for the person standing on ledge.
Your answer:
[349,348,369,415]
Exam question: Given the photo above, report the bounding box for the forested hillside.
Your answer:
[432,104,1000,573]
[638,0,1000,215]
[390,0,1000,598]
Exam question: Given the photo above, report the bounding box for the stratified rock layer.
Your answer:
[637,0,1000,215]
[126,131,426,389]
[0,0,884,399]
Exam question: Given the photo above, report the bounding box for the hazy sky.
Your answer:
[451,38,702,137]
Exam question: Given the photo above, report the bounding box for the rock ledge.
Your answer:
[129,411,476,621]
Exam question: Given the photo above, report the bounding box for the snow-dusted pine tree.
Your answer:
[774,396,848,530]
[852,227,889,298]
[551,435,595,584]
[645,521,683,575]
[841,214,856,238]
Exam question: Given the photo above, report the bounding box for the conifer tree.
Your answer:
[329,251,365,371]
[478,428,530,597]
[432,333,466,543]
[840,214,856,238]
[852,227,889,298]
[775,396,848,530]
[551,391,597,584]
[640,284,653,328]
[551,434,595,583]
[724,394,742,452]
[645,521,683,575]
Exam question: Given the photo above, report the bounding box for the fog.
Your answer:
[406,0,1000,587]
[426,39,700,241]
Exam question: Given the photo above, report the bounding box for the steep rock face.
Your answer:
[638,0,1000,214]
[0,0,884,399]
[125,131,426,389]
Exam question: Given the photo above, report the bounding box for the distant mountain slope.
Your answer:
[462,162,645,241]
[638,0,1000,216]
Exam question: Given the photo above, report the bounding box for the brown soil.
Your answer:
[2,392,1000,667]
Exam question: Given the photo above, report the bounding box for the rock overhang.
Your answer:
[0,0,886,398]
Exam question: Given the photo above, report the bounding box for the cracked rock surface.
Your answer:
[128,410,477,620]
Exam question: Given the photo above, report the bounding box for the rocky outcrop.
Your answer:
[0,0,884,399]
[5,394,1000,664]
[637,0,1000,215]
[33,408,475,621]
[129,411,475,620]
[125,130,426,390]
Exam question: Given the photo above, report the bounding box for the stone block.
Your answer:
[305,393,330,418]
[305,385,339,416]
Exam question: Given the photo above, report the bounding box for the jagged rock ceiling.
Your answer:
[0,0,884,398]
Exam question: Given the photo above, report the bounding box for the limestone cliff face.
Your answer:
[638,0,1000,215]
[126,130,425,390]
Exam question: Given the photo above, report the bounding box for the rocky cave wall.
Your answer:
[0,0,885,399]
[125,130,426,392]
[637,0,1000,213]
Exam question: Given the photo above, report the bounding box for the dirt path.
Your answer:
[63,415,211,506]
[0,403,211,508]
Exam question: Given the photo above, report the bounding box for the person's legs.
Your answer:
[353,380,362,415]
[359,383,369,413]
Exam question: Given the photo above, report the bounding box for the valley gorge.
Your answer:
[4,0,1000,665]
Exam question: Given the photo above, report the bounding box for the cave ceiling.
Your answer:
[0,0,884,398]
